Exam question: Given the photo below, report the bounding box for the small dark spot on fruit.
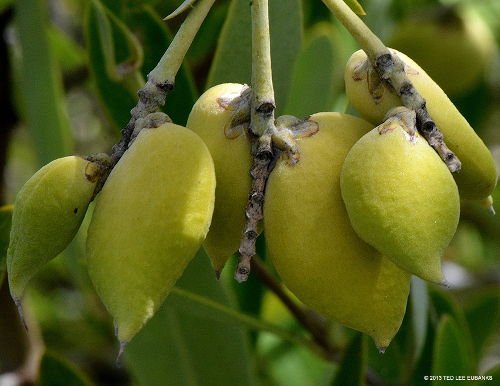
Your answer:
[74,208,78,214]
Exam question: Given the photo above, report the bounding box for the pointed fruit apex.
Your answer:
[439,279,451,288]
[489,205,496,216]
[116,340,127,368]
[13,297,28,331]
[214,269,221,281]
[378,347,387,354]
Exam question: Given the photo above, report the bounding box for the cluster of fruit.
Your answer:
[6,48,497,354]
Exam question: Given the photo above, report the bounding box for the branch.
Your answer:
[93,0,216,194]
[235,0,277,282]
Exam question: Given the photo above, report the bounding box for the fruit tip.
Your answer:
[116,340,127,368]
[439,278,451,288]
[378,347,386,354]
[489,205,495,216]
[13,297,28,332]
[214,269,221,281]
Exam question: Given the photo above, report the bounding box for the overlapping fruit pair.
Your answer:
[6,48,497,353]
[186,50,497,349]
[7,122,217,351]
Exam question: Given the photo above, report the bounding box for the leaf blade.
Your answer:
[124,248,254,386]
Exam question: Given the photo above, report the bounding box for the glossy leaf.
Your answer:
[464,289,500,356]
[84,0,141,130]
[367,332,403,385]
[37,350,95,386]
[0,205,13,287]
[410,318,435,386]
[48,24,86,72]
[206,0,302,115]
[282,23,337,118]
[410,276,429,361]
[431,315,469,386]
[428,286,474,361]
[331,332,367,386]
[90,0,143,83]
[13,0,73,166]
[124,248,254,386]
[125,5,197,126]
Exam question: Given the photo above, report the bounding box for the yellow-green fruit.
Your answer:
[345,49,498,202]
[388,7,497,96]
[186,83,253,276]
[264,112,411,350]
[340,109,460,284]
[86,123,215,346]
[7,156,100,303]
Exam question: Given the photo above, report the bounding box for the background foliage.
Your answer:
[0,0,500,385]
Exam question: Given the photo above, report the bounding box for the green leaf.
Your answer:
[282,23,337,118]
[37,350,95,386]
[92,0,144,82]
[331,332,367,386]
[13,0,73,166]
[428,286,476,372]
[464,289,500,356]
[366,332,403,385]
[0,205,13,293]
[410,276,429,361]
[431,315,469,386]
[125,5,197,126]
[207,0,302,115]
[410,318,435,386]
[124,247,254,386]
[84,0,142,131]
[48,24,86,73]
[344,0,365,15]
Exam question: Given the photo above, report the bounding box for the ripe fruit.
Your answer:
[388,6,498,96]
[344,49,498,203]
[86,122,215,348]
[340,108,460,284]
[186,83,253,276]
[264,112,410,350]
[7,155,104,305]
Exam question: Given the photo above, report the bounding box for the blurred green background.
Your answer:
[0,0,499,385]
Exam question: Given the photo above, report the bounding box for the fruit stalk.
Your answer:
[321,0,460,173]
[234,0,277,283]
[101,0,216,190]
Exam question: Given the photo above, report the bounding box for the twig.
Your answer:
[94,0,216,194]
[235,136,274,282]
[373,52,461,172]
[235,0,277,282]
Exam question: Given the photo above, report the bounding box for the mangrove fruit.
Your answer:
[264,111,411,350]
[340,108,460,284]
